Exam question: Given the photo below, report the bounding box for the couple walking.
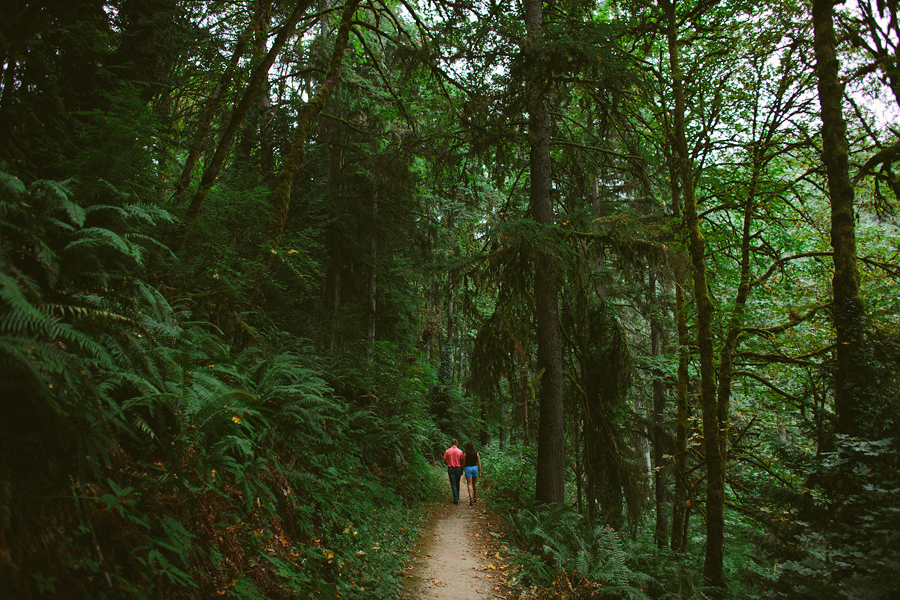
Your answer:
[443,440,482,505]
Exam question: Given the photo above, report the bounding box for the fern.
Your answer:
[602,525,629,587]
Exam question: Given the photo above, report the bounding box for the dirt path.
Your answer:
[401,493,511,600]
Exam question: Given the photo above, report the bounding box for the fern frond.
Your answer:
[66,227,142,263]
[122,203,176,226]
[602,525,628,588]
[60,199,87,227]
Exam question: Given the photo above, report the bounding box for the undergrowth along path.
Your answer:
[401,480,513,600]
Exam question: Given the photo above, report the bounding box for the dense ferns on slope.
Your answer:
[0,171,437,599]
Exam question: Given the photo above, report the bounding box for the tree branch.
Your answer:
[743,304,831,338]
[731,370,802,403]
[750,252,832,288]
[736,345,835,367]
[854,141,900,183]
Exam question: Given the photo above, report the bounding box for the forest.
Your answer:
[1,0,899,598]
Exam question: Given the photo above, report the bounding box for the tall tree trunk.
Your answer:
[520,364,531,446]
[812,0,866,438]
[524,0,565,505]
[667,119,691,554]
[0,60,17,141]
[447,215,455,353]
[499,395,507,450]
[324,127,346,352]
[660,0,723,592]
[650,269,670,549]
[366,180,378,363]
[634,393,652,494]
[175,0,311,250]
[670,259,690,553]
[480,396,489,447]
[257,0,360,268]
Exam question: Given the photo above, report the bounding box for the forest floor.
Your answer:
[399,480,518,600]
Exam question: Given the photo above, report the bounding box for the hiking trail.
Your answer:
[401,497,512,600]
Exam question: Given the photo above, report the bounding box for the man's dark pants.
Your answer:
[447,466,462,502]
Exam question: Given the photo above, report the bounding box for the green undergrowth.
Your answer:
[9,450,437,600]
[0,171,445,599]
[480,443,775,600]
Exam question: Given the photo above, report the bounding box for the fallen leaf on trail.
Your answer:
[432,579,445,586]
[486,574,495,579]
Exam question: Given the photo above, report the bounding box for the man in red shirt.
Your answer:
[443,439,465,504]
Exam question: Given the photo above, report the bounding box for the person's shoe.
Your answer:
[453,500,458,505]
[469,498,473,506]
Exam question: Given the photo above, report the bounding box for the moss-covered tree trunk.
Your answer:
[524,0,565,505]
[661,0,723,592]
[174,5,264,197]
[323,125,347,352]
[670,262,691,553]
[366,180,378,363]
[257,0,360,267]
[667,127,691,554]
[176,0,311,250]
[650,269,669,549]
[520,363,531,446]
[812,0,867,438]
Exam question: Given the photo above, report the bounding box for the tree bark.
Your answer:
[366,180,378,363]
[257,0,360,267]
[520,364,531,446]
[499,395,507,450]
[524,0,565,505]
[667,122,691,554]
[812,0,866,438]
[650,269,669,549]
[660,0,723,592]
[324,126,346,352]
[670,260,690,553]
[480,395,489,447]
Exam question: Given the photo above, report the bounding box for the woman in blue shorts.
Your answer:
[463,442,482,506]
